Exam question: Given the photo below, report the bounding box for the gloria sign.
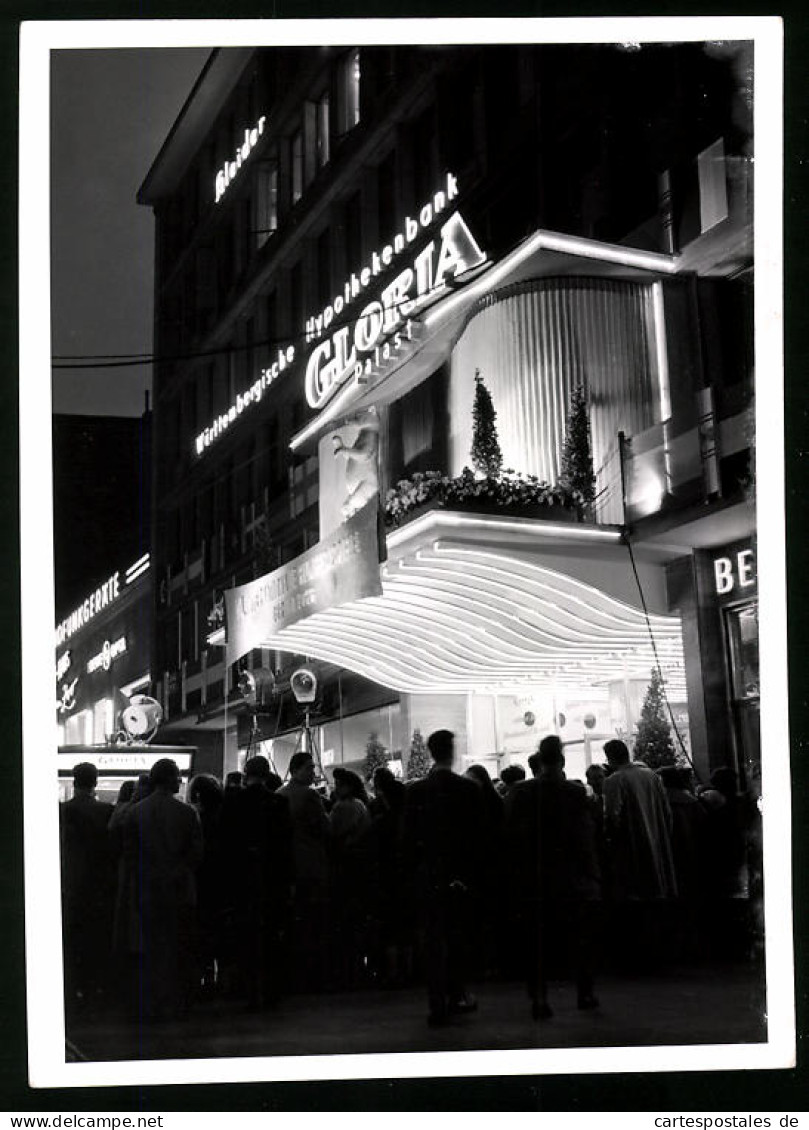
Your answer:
[304,191,485,410]
[224,498,382,665]
[192,172,486,460]
[304,172,468,344]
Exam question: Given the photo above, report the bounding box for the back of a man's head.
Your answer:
[500,764,526,788]
[243,755,271,784]
[537,735,565,772]
[288,751,314,779]
[427,729,454,765]
[73,761,98,792]
[149,757,180,792]
[604,739,630,767]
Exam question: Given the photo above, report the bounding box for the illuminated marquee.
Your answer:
[56,572,121,647]
[55,650,71,683]
[304,210,485,411]
[215,115,266,203]
[195,343,296,456]
[87,636,128,674]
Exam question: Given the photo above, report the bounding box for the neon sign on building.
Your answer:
[86,636,128,674]
[304,172,467,343]
[192,171,486,457]
[55,572,121,647]
[304,208,485,411]
[195,342,296,456]
[215,115,267,203]
[55,650,71,683]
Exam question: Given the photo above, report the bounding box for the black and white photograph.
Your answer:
[18,16,792,1089]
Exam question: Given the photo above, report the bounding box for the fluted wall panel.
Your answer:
[448,279,659,522]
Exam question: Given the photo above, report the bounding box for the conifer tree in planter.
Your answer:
[363,732,389,782]
[633,667,678,769]
[405,728,432,781]
[559,384,596,518]
[470,369,503,478]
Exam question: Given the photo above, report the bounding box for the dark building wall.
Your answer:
[52,412,152,613]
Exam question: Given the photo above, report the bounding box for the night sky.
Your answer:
[50,48,210,417]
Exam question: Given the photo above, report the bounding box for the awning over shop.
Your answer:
[249,511,686,698]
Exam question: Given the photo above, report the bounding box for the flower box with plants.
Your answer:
[383,373,596,529]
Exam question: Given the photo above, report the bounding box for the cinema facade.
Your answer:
[137,42,756,788]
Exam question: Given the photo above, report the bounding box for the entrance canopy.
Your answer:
[251,511,686,698]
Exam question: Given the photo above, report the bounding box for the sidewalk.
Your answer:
[66,961,766,1063]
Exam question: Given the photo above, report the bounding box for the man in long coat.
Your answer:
[603,739,677,964]
[60,762,115,1011]
[507,736,602,1018]
[401,729,486,1026]
[603,739,677,901]
[219,755,293,1007]
[128,758,203,1019]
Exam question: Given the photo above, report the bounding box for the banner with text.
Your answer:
[224,499,382,665]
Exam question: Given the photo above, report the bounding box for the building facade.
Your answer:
[137,42,755,787]
[54,552,159,801]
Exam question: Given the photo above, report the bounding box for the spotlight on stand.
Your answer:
[290,667,318,704]
[238,667,275,708]
[120,694,163,744]
[288,667,323,781]
[238,667,278,773]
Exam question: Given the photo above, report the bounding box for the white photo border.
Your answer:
[19,14,790,1088]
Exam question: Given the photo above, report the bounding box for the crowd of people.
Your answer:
[59,732,761,1027]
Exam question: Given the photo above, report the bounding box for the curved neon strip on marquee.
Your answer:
[253,538,686,695]
[415,548,678,636]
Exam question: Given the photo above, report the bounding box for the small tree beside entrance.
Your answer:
[405,728,432,781]
[363,732,390,782]
[633,667,678,769]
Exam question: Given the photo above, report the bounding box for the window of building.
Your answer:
[195,247,217,331]
[316,90,331,168]
[199,480,214,539]
[291,129,304,205]
[245,316,255,383]
[413,104,437,204]
[205,364,215,419]
[290,262,304,339]
[337,49,361,136]
[228,343,238,402]
[266,415,283,487]
[254,158,278,249]
[726,602,759,702]
[317,229,331,307]
[345,191,362,272]
[216,218,234,302]
[377,150,396,244]
[266,291,278,348]
[238,196,252,275]
[402,379,435,466]
[183,382,197,444]
[289,454,319,519]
